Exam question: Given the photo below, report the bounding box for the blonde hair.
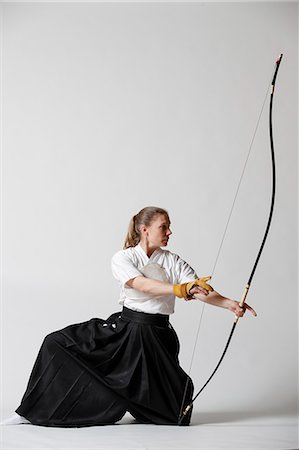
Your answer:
[123,206,169,249]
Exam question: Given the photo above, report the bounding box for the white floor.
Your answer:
[0,410,298,450]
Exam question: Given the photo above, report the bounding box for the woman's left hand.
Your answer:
[228,300,257,318]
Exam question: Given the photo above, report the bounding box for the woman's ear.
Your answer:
[140,224,148,237]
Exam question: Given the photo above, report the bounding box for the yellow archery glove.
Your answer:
[173,276,214,300]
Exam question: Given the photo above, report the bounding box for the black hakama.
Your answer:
[16,307,194,427]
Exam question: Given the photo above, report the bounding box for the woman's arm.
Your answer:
[126,276,212,297]
[125,276,173,296]
[189,288,257,318]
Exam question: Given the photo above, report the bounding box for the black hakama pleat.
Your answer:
[15,307,194,427]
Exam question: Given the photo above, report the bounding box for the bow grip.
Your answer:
[234,284,250,323]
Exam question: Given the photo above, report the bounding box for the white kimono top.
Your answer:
[111,243,198,315]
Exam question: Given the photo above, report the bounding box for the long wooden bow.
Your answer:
[178,54,283,425]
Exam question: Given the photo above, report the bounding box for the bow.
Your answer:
[178,54,283,424]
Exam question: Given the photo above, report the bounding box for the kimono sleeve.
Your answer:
[111,250,143,289]
[175,255,198,284]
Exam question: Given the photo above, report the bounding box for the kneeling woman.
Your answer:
[7,206,256,427]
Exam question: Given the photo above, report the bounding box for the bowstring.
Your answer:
[179,68,276,420]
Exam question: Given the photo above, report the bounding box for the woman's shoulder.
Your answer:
[111,246,137,262]
[160,248,181,262]
[161,248,193,268]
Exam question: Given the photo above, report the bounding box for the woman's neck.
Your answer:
[139,241,159,258]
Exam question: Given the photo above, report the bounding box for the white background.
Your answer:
[0,0,297,436]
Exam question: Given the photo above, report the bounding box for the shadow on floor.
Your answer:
[189,409,296,426]
[117,410,288,427]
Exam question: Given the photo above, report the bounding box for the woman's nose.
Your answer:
[167,228,172,236]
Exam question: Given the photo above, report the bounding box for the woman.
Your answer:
[3,206,256,427]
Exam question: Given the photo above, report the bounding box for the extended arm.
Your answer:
[189,288,257,318]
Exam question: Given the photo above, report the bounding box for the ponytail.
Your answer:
[123,215,140,249]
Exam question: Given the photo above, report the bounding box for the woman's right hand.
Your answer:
[173,276,213,300]
[188,277,213,297]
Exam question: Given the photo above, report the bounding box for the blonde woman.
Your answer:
[4,206,256,427]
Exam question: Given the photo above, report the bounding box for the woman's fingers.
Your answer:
[193,286,209,296]
[234,305,245,317]
[234,302,257,317]
[244,302,257,317]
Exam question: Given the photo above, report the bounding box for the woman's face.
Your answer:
[141,214,172,248]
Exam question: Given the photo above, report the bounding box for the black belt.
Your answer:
[121,306,169,327]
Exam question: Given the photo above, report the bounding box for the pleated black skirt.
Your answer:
[16,307,194,427]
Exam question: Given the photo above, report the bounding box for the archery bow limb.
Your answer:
[178,54,283,424]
